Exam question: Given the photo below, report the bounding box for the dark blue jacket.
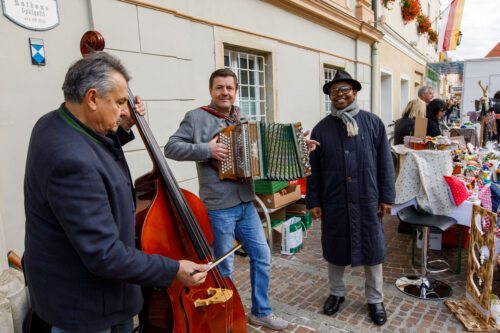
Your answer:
[306,110,395,267]
[24,105,179,332]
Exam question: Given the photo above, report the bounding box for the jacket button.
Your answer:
[344,150,349,155]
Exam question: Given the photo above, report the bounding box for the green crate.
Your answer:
[254,180,289,194]
[270,219,286,228]
[286,211,312,230]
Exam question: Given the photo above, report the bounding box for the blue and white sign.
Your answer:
[2,0,59,31]
[29,37,45,65]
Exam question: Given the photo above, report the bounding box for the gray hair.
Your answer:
[62,52,130,103]
[417,86,433,98]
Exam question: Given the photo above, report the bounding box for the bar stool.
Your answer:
[395,206,457,300]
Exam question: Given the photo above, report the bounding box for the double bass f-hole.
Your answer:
[79,30,247,333]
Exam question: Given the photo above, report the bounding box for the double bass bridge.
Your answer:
[193,287,234,308]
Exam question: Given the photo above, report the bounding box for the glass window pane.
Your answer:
[249,86,256,98]
[241,86,249,99]
[240,57,248,69]
[249,71,255,85]
[240,70,248,85]
[224,55,229,67]
[258,57,264,70]
[259,72,264,86]
[260,87,265,99]
[249,102,257,116]
[249,58,255,70]
[240,101,248,115]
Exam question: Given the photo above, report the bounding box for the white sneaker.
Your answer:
[248,313,289,330]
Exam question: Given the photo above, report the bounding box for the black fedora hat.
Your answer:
[322,69,362,94]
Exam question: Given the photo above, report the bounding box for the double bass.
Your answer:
[80,31,247,333]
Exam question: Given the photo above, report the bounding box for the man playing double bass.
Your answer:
[23,51,209,333]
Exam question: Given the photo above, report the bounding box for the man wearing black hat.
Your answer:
[306,69,395,326]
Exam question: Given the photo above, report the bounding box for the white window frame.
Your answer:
[224,49,267,122]
[323,66,338,116]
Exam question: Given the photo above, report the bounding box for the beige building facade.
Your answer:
[376,0,440,123]
[0,0,384,267]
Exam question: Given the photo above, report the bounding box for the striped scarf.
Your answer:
[330,100,360,137]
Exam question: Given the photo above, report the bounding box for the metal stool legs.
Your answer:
[395,226,453,300]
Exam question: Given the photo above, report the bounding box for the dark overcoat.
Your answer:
[24,105,179,332]
[306,110,395,267]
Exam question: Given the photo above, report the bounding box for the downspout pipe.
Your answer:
[371,0,380,117]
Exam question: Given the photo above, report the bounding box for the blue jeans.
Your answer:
[208,202,272,317]
[51,318,133,333]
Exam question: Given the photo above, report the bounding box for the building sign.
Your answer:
[2,0,59,31]
[29,37,45,65]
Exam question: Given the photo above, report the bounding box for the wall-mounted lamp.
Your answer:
[457,31,463,46]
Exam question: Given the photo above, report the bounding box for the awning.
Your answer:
[427,61,464,75]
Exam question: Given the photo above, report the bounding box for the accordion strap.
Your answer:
[201,105,241,124]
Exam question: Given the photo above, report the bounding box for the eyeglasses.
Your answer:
[330,86,353,96]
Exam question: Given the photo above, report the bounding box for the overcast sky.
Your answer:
[440,0,500,61]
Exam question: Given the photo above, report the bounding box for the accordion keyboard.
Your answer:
[219,132,234,177]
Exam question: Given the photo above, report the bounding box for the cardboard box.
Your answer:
[263,222,284,248]
[286,203,307,215]
[414,117,428,139]
[269,208,286,228]
[416,229,442,250]
[257,185,301,209]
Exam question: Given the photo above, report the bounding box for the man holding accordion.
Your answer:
[164,69,289,331]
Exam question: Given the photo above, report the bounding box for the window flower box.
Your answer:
[416,14,431,34]
[401,0,421,23]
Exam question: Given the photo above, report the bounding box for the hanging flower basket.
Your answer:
[382,0,396,9]
[400,0,421,23]
[428,29,438,44]
[416,14,431,34]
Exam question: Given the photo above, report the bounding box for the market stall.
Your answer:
[391,136,500,330]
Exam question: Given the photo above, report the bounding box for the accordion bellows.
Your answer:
[218,122,311,181]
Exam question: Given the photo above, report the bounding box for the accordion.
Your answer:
[218,121,311,181]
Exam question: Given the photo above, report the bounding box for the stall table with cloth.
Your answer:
[393,145,453,215]
[391,145,500,273]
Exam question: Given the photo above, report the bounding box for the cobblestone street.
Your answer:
[233,214,485,333]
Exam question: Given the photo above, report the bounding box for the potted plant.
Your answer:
[416,14,431,34]
[428,29,438,44]
[382,0,396,9]
[400,0,421,23]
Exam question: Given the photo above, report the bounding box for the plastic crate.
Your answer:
[271,219,285,228]
[442,225,469,248]
[289,177,307,196]
[254,180,290,194]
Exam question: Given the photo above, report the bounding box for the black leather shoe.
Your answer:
[323,295,345,315]
[368,302,387,326]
